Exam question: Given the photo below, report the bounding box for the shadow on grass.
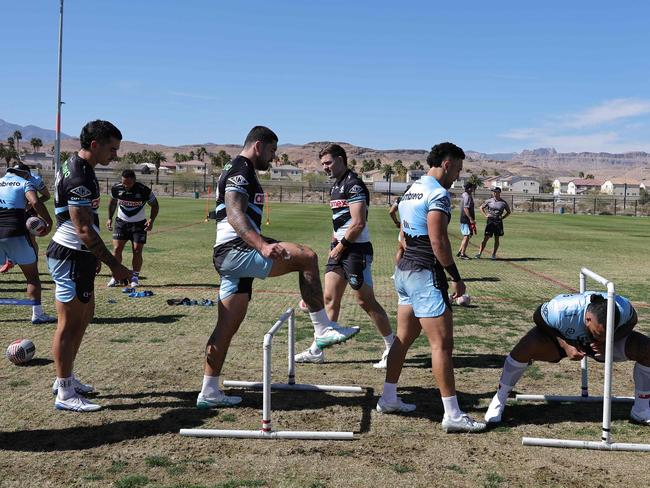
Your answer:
[143,283,219,289]
[0,407,212,452]
[91,314,186,325]
[463,277,501,283]
[16,358,54,367]
[495,257,558,262]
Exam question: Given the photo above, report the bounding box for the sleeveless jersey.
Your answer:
[540,292,634,348]
[110,182,156,222]
[51,154,101,250]
[0,172,35,238]
[214,156,265,249]
[398,175,451,270]
[329,169,370,243]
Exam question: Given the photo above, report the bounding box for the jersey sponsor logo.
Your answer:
[401,192,423,201]
[439,196,451,209]
[228,175,248,186]
[254,193,265,204]
[0,181,21,187]
[119,200,145,207]
[70,185,92,198]
[223,163,232,171]
[349,184,363,194]
[330,199,349,209]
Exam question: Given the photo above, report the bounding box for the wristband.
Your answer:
[340,237,351,248]
[444,263,462,282]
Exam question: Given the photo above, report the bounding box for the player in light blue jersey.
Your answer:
[376,142,486,433]
[485,292,650,425]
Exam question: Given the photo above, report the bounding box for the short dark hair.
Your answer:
[243,126,278,148]
[426,142,465,168]
[79,120,122,150]
[318,144,347,165]
[587,294,620,327]
[7,162,31,177]
[121,169,136,179]
[464,182,476,191]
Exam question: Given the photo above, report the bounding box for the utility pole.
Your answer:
[54,0,64,174]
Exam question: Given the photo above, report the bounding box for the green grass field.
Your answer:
[1,198,649,487]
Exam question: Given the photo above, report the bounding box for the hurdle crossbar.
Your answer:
[519,268,650,452]
[180,308,358,440]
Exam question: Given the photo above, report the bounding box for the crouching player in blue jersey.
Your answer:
[376,142,486,433]
[485,292,650,425]
[196,127,359,409]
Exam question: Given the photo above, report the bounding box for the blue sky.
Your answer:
[2,0,649,153]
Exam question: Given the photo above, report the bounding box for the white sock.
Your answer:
[309,341,322,355]
[201,374,221,398]
[309,309,332,336]
[441,395,463,420]
[633,363,650,411]
[496,355,529,403]
[382,382,398,403]
[56,377,75,401]
[382,333,395,349]
[32,304,44,317]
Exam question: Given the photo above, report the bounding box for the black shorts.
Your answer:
[325,241,373,291]
[484,218,504,237]
[113,218,147,244]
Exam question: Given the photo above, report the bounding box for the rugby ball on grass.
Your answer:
[26,216,47,236]
[6,339,36,365]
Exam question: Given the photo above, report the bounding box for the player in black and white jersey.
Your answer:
[195,127,358,409]
[295,144,392,367]
[46,120,131,412]
[375,142,486,433]
[106,170,159,288]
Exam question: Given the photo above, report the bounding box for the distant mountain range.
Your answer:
[0,118,73,143]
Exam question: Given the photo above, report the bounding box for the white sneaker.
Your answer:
[55,394,101,412]
[474,253,482,259]
[107,277,118,287]
[372,347,390,369]
[314,324,360,349]
[52,375,95,395]
[376,396,416,414]
[196,392,242,409]
[441,414,486,433]
[630,408,650,425]
[485,393,507,423]
[130,276,139,288]
[32,313,57,325]
[295,348,325,364]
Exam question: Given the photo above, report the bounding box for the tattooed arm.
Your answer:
[225,191,287,260]
[70,206,131,280]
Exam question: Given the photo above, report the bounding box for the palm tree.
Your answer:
[12,130,22,154]
[148,151,166,184]
[196,147,207,161]
[409,160,423,171]
[0,142,17,167]
[30,137,43,153]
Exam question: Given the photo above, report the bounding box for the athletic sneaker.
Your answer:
[441,414,486,433]
[630,408,650,425]
[107,277,118,287]
[295,348,325,364]
[455,251,462,257]
[0,260,14,273]
[376,396,416,414]
[32,313,57,325]
[130,276,139,288]
[460,254,471,260]
[314,324,360,349]
[55,394,101,412]
[196,392,242,409]
[484,393,506,423]
[52,375,95,395]
[491,254,497,260]
[372,347,390,369]
[474,253,482,259]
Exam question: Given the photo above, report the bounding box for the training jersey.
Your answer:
[0,172,35,238]
[481,197,510,220]
[397,175,451,270]
[214,156,265,249]
[460,191,475,224]
[540,292,635,348]
[110,182,156,222]
[329,169,370,243]
[51,154,101,250]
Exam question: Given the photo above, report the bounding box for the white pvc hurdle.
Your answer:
[180,308,359,440]
[520,268,650,451]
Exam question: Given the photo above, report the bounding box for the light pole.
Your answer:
[54,0,64,174]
